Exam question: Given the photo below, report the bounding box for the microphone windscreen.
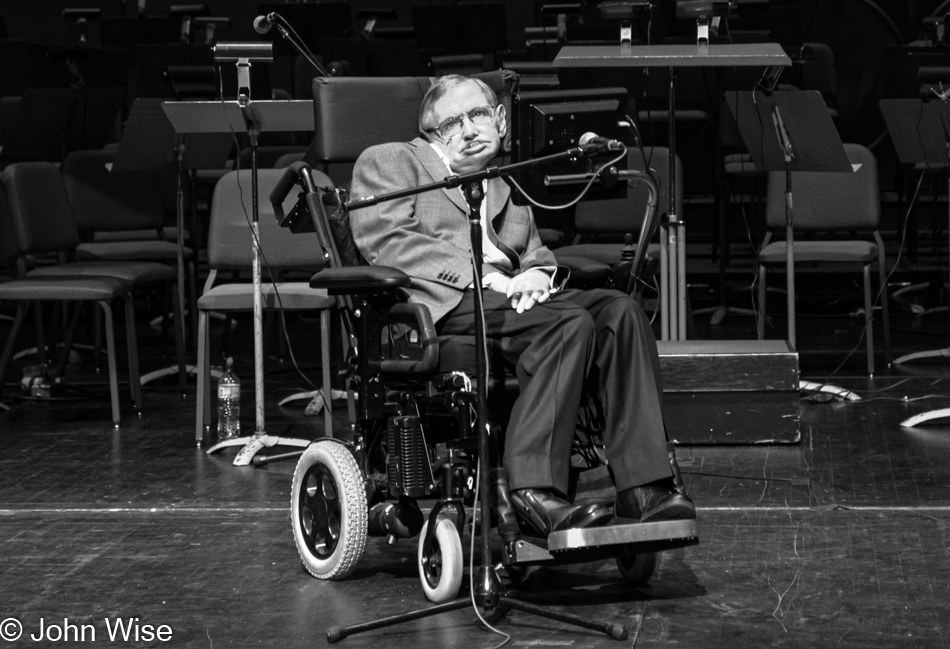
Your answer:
[252,15,271,34]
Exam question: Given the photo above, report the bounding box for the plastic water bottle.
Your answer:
[216,357,241,441]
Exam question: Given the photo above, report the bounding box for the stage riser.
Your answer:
[657,340,800,444]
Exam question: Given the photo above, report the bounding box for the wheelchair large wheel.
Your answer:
[291,441,368,580]
[417,517,463,603]
[616,551,658,586]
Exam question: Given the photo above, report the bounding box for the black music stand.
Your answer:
[162,99,317,464]
[725,90,852,352]
[115,98,231,381]
[880,98,950,427]
[553,42,791,340]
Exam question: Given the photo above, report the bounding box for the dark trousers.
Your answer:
[438,287,671,495]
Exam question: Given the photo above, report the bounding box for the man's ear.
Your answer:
[494,103,507,137]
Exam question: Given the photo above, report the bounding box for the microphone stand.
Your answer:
[262,13,329,77]
[326,146,646,643]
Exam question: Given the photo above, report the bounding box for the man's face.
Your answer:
[429,81,506,174]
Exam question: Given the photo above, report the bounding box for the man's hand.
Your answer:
[506,269,551,313]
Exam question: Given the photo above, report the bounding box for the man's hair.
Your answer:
[418,75,498,139]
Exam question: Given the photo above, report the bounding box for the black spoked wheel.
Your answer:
[291,441,368,580]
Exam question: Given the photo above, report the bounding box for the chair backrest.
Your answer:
[573,147,683,236]
[206,168,333,272]
[61,149,166,234]
[2,162,82,256]
[765,143,879,232]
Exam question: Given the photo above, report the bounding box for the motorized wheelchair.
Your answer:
[270,73,699,638]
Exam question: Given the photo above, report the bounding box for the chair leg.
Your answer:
[757,264,767,339]
[94,303,103,372]
[876,237,892,362]
[33,302,48,365]
[96,300,122,428]
[195,309,211,445]
[53,303,84,380]
[170,282,188,397]
[863,264,875,376]
[123,295,143,414]
[0,303,27,398]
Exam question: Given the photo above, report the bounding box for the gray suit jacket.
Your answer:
[349,137,559,323]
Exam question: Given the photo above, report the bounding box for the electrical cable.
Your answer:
[504,146,628,211]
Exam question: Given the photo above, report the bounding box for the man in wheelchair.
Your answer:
[348,74,696,538]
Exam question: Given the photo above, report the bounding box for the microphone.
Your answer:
[252,13,277,34]
[578,132,624,154]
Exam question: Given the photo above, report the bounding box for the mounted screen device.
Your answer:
[510,86,630,209]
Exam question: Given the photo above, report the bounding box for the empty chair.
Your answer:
[552,146,681,296]
[194,168,336,444]
[0,177,142,426]
[756,143,891,375]
[61,149,196,348]
[3,161,187,400]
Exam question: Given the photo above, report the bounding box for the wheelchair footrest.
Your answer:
[505,519,699,566]
[548,519,699,553]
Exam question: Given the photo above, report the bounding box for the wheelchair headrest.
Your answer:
[306,70,518,165]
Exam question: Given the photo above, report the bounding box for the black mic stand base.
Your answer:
[326,564,628,643]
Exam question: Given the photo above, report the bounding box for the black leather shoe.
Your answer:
[615,485,696,523]
[510,488,612,537]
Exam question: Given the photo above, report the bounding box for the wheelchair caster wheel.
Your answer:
[291,441,368,580]
[616,551,658,586]
[418,517,463,603]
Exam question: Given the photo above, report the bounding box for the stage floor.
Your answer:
[1,288,949,648]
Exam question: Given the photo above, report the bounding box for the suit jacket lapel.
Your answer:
[408,138,469,214]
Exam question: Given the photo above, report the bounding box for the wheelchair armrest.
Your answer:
[310,266,412,294]
[380,302,439,375]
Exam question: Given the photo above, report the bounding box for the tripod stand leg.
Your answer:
[497,596,628,641]
[326,598,471,643]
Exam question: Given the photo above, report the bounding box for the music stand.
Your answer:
[553,42,791,340]
[880,98,950,363]
[725,89,852,351]
[115,98,230,386]
[162,99,317,464]
[880,98,950,428]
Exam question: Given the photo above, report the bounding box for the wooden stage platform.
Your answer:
[1,289,949,648]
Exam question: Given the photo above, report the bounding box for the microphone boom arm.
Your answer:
[258,12,329,76]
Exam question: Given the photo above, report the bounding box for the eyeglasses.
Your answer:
[431,106,495,140]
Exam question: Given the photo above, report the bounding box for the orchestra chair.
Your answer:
[0,175,142,427]
[3,160,187,396]
[756,143,891,375]
[62,149,197,350]
[551,146,680,297]
[194,168,336,444]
